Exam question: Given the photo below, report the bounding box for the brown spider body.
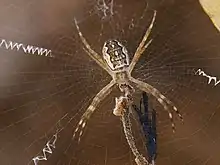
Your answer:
[73,11,183,143]
[113,71,130,86]
[102,39,134,94]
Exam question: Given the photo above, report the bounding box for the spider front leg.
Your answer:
[130,77,183,132]
[129,10,157,73]
[74,18,112,75]
[73,80,115,142]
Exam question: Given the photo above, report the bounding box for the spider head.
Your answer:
[102,39,129,71]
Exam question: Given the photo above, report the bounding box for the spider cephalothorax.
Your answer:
[102,39,129,71]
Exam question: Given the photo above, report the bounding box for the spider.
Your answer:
[73,11,183,142]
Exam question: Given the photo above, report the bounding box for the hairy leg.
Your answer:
[73,80,115,142]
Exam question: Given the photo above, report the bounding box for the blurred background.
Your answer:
[0,0,220,165]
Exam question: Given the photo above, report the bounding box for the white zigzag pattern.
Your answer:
[32,134,57,165]
[196,68,220,86]
[0,38,52,57]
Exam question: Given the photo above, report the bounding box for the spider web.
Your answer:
[0,0,220,165]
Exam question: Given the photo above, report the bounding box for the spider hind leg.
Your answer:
[157,97,176,132]
[159,94,183,121]
[131,78,183,132]
[157,93,183,132]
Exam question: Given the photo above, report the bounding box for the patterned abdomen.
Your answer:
[102,39,129,71]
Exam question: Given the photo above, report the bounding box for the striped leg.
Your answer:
[74,18,112,75]
[73,80,115,142]
[129,10,156,73]
[130,77,183,132]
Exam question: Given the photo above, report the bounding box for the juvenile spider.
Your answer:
[73,11,183,142]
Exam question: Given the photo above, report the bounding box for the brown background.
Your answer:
[0,0,220,165]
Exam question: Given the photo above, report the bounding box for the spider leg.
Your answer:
[130,77,183,132]
[129,11,156,73]
[74,18,112,75]
[139,39,152,55]
[73,80,115,142]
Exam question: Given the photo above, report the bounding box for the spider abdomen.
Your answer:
[102,39,130,71]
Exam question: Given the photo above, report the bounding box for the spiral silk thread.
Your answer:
[195,68,220,86]
[0,38,52,57]
[32,134,57,165]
